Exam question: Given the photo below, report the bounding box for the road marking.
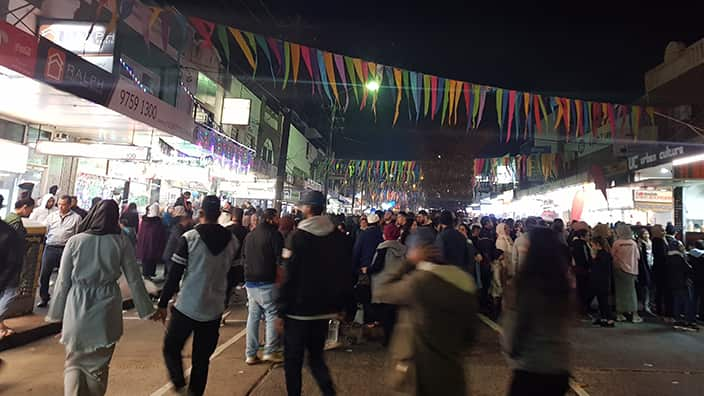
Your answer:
[477,313,591,396]
[150,327,247,396]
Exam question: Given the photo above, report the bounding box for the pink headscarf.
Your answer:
[383,223,401,241]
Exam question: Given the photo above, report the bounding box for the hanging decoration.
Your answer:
[327,159,422,190]
[473,153,562,186]
[194,124,255,173]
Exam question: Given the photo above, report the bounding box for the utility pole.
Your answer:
[323,104,337,207]
[274,108,292,213]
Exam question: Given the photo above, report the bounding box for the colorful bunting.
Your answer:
[392,67,403,125]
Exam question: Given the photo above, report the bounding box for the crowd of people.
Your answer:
[2,185,704,395]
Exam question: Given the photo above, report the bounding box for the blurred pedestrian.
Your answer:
[278,215,295,239]
[224,207,248,309]
[136,203,167,280]
[243,209,284,364]
[589,236,615,327]
[369,223,406,346]
[436,210,474,272]
[687,240,704,321]
[552,218,567,245]
[651,225,671,319]
[353,213,383,324]
[120,203,140,236]
[571,229,592,316]
[502,227,572,396]
[162,206,192,276]
[5,198,34,237]
[70,196,88,219]
[46,200,154,396]
[611,224,642,323]
[0,198,24,342]
[376,234,478,396]
[154,196,239,396]
[458,223,483,291]
[277,190,354,396]
[667,238,698,331]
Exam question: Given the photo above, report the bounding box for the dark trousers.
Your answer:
[672,287,695,324]
[479,264,492,309]
[163,308,220,396]
[142,258,160,277]
[595,292,614,321]
[693,284,704,319]
[576,275,592,314]
[284,318,335,396]
[508,370,569,396]
[39,245,64,302]
[224,265,244,309]
[375,303,397,346]
[655,278,672,317]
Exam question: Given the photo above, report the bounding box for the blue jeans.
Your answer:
[246,284,279,357]
[672,287,695,323]
[0,287,17,320]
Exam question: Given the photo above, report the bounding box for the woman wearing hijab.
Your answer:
[611,224,642,323]
[136,202,167,279]
[46,200,155,396]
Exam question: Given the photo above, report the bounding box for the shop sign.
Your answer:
[35,141,149,161]
[107,77,195,142]
[34,37,117,106]
[0,21,38,77]
[38,20,114,72]
[634,190,673,204]
[606,187,634,209]
[627,145,687,171]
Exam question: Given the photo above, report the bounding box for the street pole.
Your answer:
[323,104,336,209]
[350,176,357,214]
[274,109,292,213]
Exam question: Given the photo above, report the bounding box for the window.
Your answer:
[306,142,311,160]
[0,119,25,143]
[263,139,274,164]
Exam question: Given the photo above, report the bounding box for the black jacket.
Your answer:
[688,249,704,286]
[590,250,613,295]
[571,239,591,276]
[0,220,24,290]
[666,251,691,291]
[435,227,473,272]
[243,222,283,283]
[278,216,354,318]
[162,223,192,264]
[353,225,383,270]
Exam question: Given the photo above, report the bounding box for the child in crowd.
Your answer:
[590,236,615,327]
[490,248,505,319]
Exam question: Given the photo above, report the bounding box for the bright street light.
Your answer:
[365,79,380,92]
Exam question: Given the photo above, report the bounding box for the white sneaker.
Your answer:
[616,314,627,322]
[632,314,644,323]
[245,356,261,365]
[263,352,284,363]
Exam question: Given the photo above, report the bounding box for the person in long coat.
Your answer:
[46,200,155,396]
[611,224,642,323]
[136,202,167,278]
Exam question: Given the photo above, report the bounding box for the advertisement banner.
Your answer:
[34,37,117,106]
[634,190,673,204]
[0,21,38,77]
[107,77,195,142]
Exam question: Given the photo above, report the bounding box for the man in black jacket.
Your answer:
[224,207,248,309]
[435,210,473,272]
[278,190,354,396]
[243,208,284,364]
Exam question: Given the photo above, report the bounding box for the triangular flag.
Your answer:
[646,106,655,125]
[476,87,487,129]
[507,90,516,143]
[323,51,339,104]
[290,43,300,83]
[436,77,446,119]
[423,74,431,117]
[334,54,349,110]
[316,50,333,104]
[255,35,275,83]
[533,95,542,135]
[440,79,450,126]
[392,67,403,125]
[216,25,230,63]
[266,38,282,72]
[554,98,564,130]
[453,81,463,125]
[471,84,480,128]
[229,28,256,72]
[496,88,504,129]
[446,80,456,126]
[360,60,369,110]
[430,76,438,120]
[464,83,472,131]
[300,46,314,93]
[575,99,583,137]
[410,71,421,122]
[189,17,215,48]
[345,56,358,104]
[402,70,413,120]
[607,104,616,139]
[282,42,291,89]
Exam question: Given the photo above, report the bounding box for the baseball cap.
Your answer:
[299,190,325,207]
[367,213,380,224]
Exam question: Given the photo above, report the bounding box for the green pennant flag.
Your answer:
[282,41,291,89]
[496,88,504,129]
[216,25,230,63]
[344,56,359,104]
[402,70,412,120]
[441,79,450,125]
[423,74,431,117]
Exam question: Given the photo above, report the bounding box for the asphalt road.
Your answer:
[1,304,703,395]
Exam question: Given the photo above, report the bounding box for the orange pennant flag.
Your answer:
[554,98,564,130]
[229,27,256,71]
[392,67,403,125]
[290,43,300,83]
[323,52,339,104]
[564,98,571,133]
[575,100,583,137]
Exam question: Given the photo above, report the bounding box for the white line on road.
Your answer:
[150,327,247,396]
[477,313,591,396]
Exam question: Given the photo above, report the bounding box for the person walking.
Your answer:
[353,213,383,324]
[277,190,354,396]
[375,233,478,396]
[153,196,239,396]
[224,207,248,309]
[70,196,88,218]
[161,206,192,277]
[5,198,34,236]
[136,202,167,279]
[611,224,642,323]
[37,195,81,308]
[435,210,474,272]
[589,236,615,327]
[46,200,155,396]
[120,203,140,235]
[0,199,24,342]
[666,238,698,331]
[570,228,592,317]
[637,228,655,316]
[243,208,284,364]
[502,227,572,396]
[369,223,407,346]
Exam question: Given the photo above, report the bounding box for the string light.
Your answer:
[119,58,149,93]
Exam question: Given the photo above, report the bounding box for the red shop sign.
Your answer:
[0,21,38,77]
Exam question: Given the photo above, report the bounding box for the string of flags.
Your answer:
[473,154,562,185]
[327,160,422,187]
[93,0,657,145]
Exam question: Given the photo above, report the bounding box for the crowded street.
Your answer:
[2,1,704,396]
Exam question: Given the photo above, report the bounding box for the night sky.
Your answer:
[168,0,703,160]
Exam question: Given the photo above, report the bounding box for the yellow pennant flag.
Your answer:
[423,74,431,116]
[148,7,162,29]
[392,67,403,125]
[229,28,256,71]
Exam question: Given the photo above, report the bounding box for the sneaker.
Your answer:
[632,314,644,324]
[616,314,627,322]
[263,352,284,363]
[687,323,700,332]
[245,356,261,365]
[603,320,616,328]
[36,300,49,308]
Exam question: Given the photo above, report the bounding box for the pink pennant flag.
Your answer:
[267,38,282,72]
[300,46,314,94]
[476,87,487,129]
[506,90,516,143]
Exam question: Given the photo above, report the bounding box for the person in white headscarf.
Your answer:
[29,194,57,224]
[611,223,642,323]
